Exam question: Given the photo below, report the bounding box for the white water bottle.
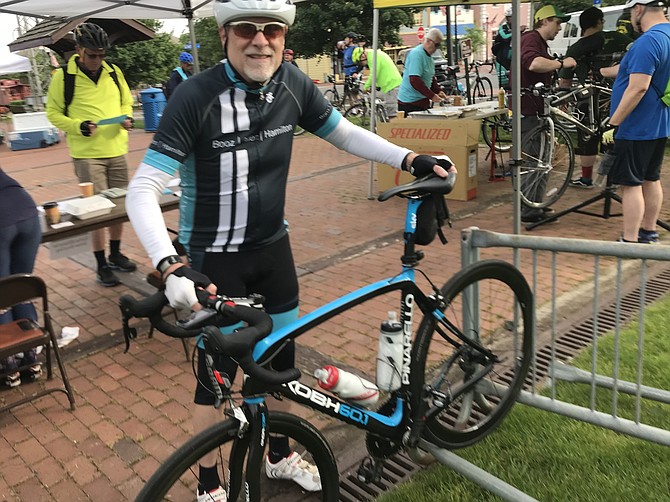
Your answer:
[314,365,379,408]
[376,311,403,391]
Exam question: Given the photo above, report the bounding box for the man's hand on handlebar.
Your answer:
[164,266,217,311]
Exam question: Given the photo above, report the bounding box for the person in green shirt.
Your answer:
[352,47,403,119]
[558,7,633,188]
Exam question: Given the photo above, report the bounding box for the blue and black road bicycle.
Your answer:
[121,172,534,501]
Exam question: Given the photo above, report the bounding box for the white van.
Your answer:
[548,5,627,57]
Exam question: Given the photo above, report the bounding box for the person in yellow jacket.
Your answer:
[352,46,402,119]
[46,23,136,287]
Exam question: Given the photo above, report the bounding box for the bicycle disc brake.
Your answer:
[365,397,402,459]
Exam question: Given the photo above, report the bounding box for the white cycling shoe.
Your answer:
[265,452,322,492]
[196,485,227,502]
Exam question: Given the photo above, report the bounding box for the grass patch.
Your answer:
[378,296,670,502]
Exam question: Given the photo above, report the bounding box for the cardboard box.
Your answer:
[376,118,479,201]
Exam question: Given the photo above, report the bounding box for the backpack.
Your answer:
[63,66,122,117]
[492,34,511,70]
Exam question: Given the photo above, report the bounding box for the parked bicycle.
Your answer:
[343,91,388,129]
[519,83,612,209]
[323,74,361,111]
[121,172,534,501]
[467,61,494,104]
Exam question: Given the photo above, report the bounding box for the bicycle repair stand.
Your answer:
[485,122,510,182]
[525,175,670,232]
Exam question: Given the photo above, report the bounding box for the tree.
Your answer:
[106,20,182,88]
[288,2,419,58]
[463,27,486,56]
[192,17,226,70]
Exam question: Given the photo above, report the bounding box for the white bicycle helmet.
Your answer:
[214,0,296,26]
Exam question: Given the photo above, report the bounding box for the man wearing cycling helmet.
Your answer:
[165,51,194,99]
[283,48,298,66]
[46,22,136,287]
[126,1,454,499]
[342,31,359,77]
[603,0,670,243]
[352,46,402,119]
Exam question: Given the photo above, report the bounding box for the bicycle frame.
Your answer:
[549,84,611,137]
[250,197,482,444]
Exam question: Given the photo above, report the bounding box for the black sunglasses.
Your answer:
[84,52,105,60]
[227,21,287,40]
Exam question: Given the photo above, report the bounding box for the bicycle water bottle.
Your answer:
[314,365,379,408]
[376,311,403,391]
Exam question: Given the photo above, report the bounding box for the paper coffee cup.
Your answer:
[43,202,61,225]
[79,182,94,197]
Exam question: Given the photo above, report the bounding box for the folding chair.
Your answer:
[0,274,76,413]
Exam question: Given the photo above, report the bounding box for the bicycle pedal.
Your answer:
[356,457,383,483]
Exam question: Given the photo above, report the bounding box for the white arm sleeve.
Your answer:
[323,118,411,169]
[126,162,179,267]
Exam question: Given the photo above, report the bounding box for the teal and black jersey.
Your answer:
[143,61,339,253]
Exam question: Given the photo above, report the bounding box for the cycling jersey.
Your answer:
[131,60,410,265]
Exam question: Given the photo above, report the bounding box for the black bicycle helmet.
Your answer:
[74,23,110,51]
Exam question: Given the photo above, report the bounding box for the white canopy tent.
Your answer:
[0,1,217,72]
[371,0,524,232]
[0,53,31,74]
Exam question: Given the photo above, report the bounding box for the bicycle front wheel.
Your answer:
[410,260,533,450]
[520,122,575,209]
[136,412,340,501]
[323,89,339,110]
[470,76,493,103]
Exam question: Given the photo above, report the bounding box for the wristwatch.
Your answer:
[157,255,182,274]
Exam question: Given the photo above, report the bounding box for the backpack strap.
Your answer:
[63,63,123,117]
[63,70,75,117]
[175,67,189,81]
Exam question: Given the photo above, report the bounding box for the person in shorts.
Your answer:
[604,0,670,243]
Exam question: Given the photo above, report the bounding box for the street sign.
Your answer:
[460,38,472,58]
[417,26,425,41]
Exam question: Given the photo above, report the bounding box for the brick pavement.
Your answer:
[1,128,670,501]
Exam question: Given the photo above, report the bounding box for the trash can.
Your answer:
[139,87,167,132]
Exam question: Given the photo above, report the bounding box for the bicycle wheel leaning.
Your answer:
[520,122,575,209]
[470,76,493,103]
[410,260,533,450]
[136,412,340,501]
[481,113,512,153]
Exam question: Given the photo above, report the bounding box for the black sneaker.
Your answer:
[569,177,593,188]
[108,253,137,272]
[638,228,659,244]
[97,266,121,287]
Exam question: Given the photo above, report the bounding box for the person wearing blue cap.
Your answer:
[165,51,194,100]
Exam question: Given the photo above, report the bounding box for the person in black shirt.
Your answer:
[165,52,194,99]
[558,7,633,188]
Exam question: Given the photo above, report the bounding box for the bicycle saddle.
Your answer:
[378,172,456,202]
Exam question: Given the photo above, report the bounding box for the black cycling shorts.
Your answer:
[611,138,667,186]
[190,235,298,405]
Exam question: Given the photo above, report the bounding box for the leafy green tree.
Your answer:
[463,27,486,55]
[192,17,226,70]
[106,20,182,88]
[288,2,418,58]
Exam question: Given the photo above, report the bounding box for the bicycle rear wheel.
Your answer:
[520,122,575,209]
[470,76,493,103]
[136,412,339,501]
[410,260,533,450]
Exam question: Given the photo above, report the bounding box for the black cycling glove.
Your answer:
[407,154,453,178]
[80,120,94,137]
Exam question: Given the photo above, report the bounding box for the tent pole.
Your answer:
[188,17,200,74]
[511,0,522,258]
[368,9,380,200]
